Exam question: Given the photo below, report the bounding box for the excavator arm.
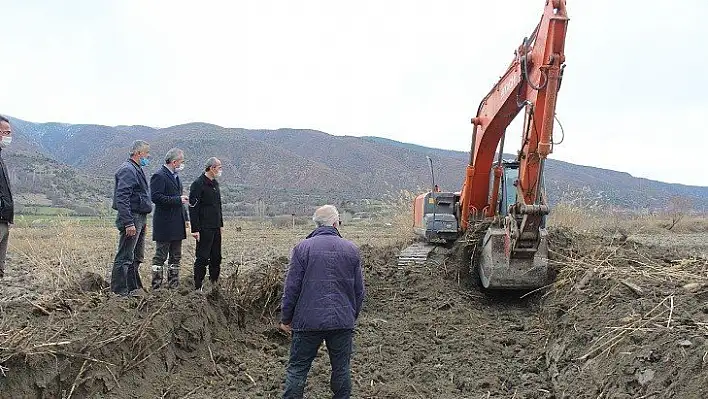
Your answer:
[401,1,569,290]
[460,0,568,228]
[461,0,569,289]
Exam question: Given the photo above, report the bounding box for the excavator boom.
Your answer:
[403,1,569,291]
[461,0,568,227]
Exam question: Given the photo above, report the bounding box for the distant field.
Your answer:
[548,203,708,234]
[17,205,75,216]
[13,213,110,227]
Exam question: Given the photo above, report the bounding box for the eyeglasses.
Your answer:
[0,131,11,135]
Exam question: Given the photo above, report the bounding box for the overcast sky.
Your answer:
[2,1,706,186]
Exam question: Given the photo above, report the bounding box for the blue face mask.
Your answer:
[139,157,150,167]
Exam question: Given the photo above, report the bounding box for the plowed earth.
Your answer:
[1,229,707,398]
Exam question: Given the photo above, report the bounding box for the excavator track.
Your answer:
[397,242,436,266]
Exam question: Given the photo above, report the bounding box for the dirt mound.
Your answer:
[1,229,706,398]
[542,229,708,398]
[76,272,109,292]
[0,256,291,398]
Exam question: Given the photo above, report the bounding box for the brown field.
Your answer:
[1,214,410,303]
[1,206,707,398]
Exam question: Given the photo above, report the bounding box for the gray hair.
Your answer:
[312,205,339,227]
[129,140,150,155]
[164,148,184,164]
[204,157,220,171]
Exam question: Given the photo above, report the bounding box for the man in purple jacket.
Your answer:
[280,205,365,399]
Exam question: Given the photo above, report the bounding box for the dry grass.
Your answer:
[548,202,708,235]
[3,204,415,302]
[547,205,708,297]
[8,197,706,299]
[549,232,707,291]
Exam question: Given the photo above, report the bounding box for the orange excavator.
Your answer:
[403,0,569,290]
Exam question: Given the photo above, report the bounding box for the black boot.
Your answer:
[194,262,207,290]
[167,264,180,289]
[151,264,164,289]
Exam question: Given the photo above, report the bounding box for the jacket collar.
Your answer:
[201,173,217,185]
[306,225,341,239]
[127,158,148,185]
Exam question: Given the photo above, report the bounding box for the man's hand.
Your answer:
[126,225,137,237]
[192,232,200,242]
[279,322,292,335]
[180,195,189,204]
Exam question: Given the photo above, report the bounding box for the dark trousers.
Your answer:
[283,329,354,399]
[111,213,147,295]
[194,228,221,289]
[151,240,182,289]
[0,222,9,278]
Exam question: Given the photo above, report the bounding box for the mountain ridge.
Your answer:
[3,115,707,215]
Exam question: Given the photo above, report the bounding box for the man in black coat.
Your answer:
[111,140,153,296]
[0,115,14,279]
[188,157,224,291]
[150,148,190,289]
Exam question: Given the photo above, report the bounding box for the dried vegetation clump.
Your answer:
[540,226,708,398]
[0,253,295,398]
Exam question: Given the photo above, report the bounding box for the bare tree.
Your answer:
[666,196,693,230]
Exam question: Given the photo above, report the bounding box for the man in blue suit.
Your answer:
[150,148,190,289]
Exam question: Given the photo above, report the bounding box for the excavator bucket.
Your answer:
[476,227,549,290]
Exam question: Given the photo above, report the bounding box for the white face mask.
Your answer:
[175,163,185,172]
[216,170,222,177]
[0,136,12,148]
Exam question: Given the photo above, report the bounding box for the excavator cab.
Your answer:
[495,160,520,217]
[493,159,547,228]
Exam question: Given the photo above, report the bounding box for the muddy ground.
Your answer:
[0,229,707,398]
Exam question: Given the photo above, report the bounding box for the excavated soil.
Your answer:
[1,229,707,398]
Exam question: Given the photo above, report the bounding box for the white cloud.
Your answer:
[2,0,706,185]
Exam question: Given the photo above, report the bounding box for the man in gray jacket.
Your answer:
[111,140,153,296]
